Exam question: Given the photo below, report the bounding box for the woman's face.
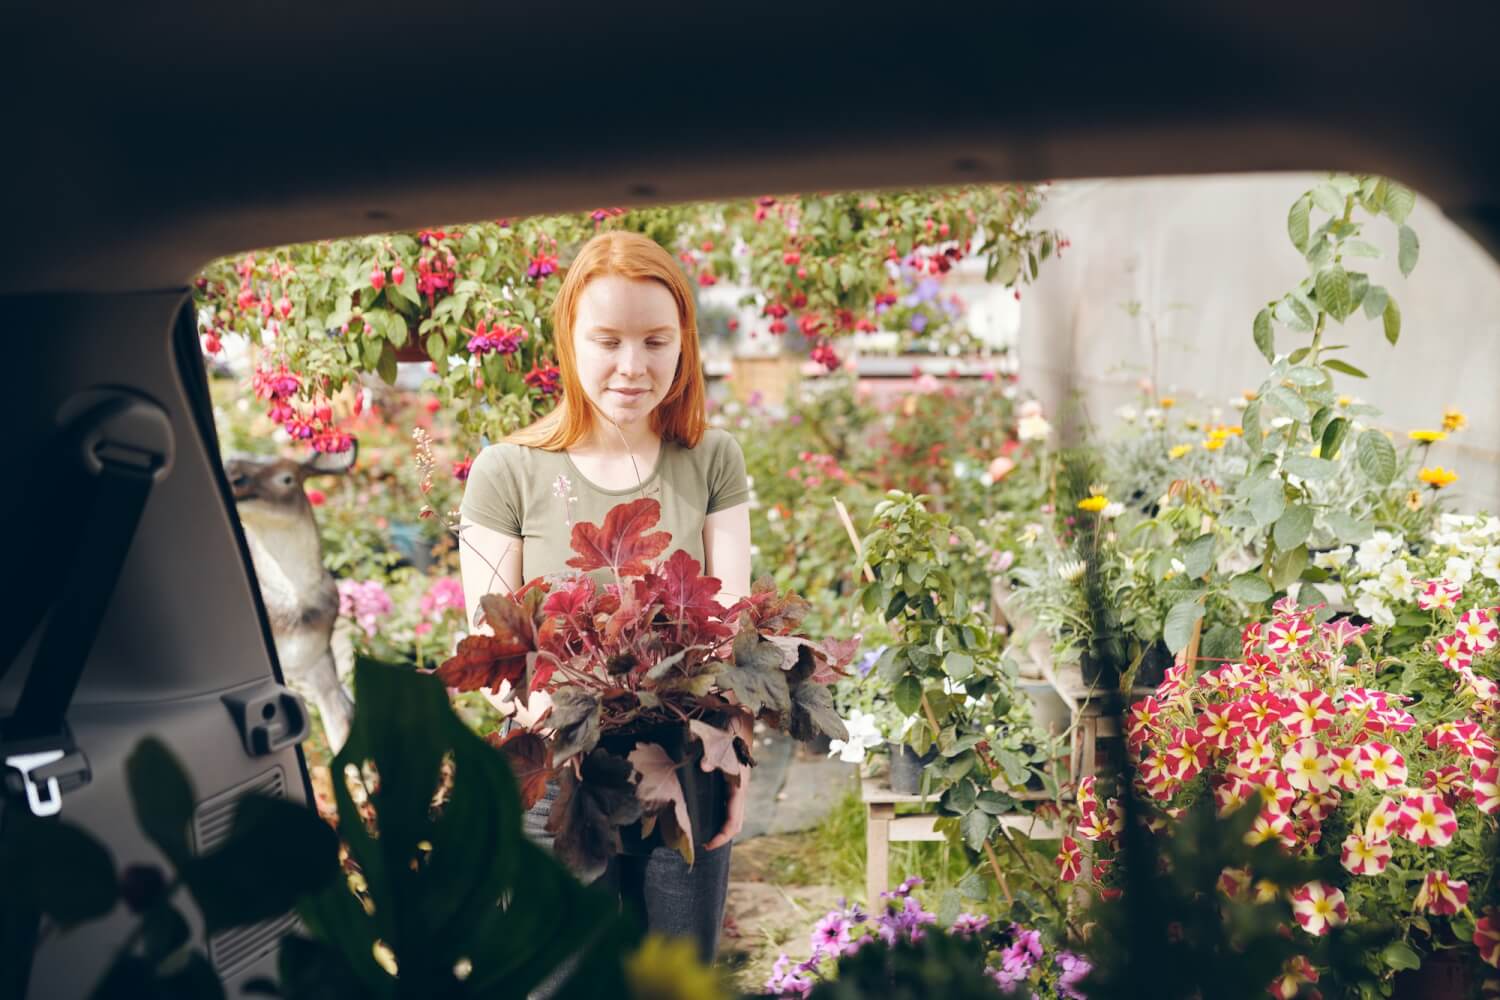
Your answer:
[572,275,683,432]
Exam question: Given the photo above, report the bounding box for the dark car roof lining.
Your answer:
[4,2,1500,293]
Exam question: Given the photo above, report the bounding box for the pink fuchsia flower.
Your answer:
[1056,835,1083,881]
[810,911,851,958]
[1327,747,1364,792]
[1399,791,1459,847]
[1436,634,1474,672]
[1281,690,1336,737]
[1364,795,1408,843]
[1415,871,1470,916]
[1356,742,1408,790]
[1282,739,1334,792]
[1341,831,1393,875]
[1268,955,1320,999]
[1291,881,1348,936]
[1475,911,1500,969]
[1417,578,1463,610]
[1474,764,1500,815]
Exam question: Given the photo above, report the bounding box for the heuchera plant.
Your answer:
[433,497,854,880]
[1063,595,1499,987]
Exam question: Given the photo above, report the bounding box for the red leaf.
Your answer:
[728,576,810,633]
[434,634,529,693]
[542,576,597,621]
[628,742,694,865]
[487,731,554,810]
[566,497,672,577]
[650,549,726,625]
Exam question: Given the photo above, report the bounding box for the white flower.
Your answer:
[1020,523,1044,547]
[1480,547,1500,584]
[1017,414,1053,443]
[1116,405,1139,424]
[1355,531,1404,574]
[1019,399,1044,419]
[1102,502,1126,520]
[1354,591,1395,627]
[1269,416,1293,430]
[827,709,886,764]
[1143,408,1164,427]
[979,473,994,487]
[1058,560,1087,584]
[1443,555,1474,585]
[1378,559,1416,602]
[766,507,782,522]
[1312,546,1352,571]
[1229,396,1249,411]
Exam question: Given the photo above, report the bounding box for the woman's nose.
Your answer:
[616,345,647,376]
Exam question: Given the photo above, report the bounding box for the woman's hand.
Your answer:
[704,765,749,852]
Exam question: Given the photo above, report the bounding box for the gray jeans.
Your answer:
[524,780,732,963]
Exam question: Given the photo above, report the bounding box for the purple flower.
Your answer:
[1056,951,1092,998]
[910,313,929,333]
[854,645,886,678]
[810,912,851,958]
[949,912,990,937]
[765,955,814,998]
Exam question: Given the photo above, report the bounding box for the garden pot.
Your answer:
[1390,950,1472,999]
[600,723,729,855]
[887,740,939,795]
[1019,681,1071,737]
[1133,640,1171,689]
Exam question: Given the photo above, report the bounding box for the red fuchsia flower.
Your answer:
[1436,633,1474,672]
[1475,911,1500,969]
[1474,764,1500,814]
[311,429,354,454]
[252,363,301,401]
[525,250,559,281]
[1415,870,1470,916]
[1282,690,1336,737]
[1356,742,1408,790]
[1291,881,1348,936]
[1268,956,1320,1000]
[809,341,840,372]
[1055,836,1083,881]
[1456,607,1499,652]
[1327,747,1364,792]
[1340,831,1392,875]
[452,455,472,481]
[1282,739,1334,793]
[524,362,561,396]
[1399,791,1458,847]
[1417,577,1463,611]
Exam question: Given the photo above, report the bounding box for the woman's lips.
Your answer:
[610,388,648,397]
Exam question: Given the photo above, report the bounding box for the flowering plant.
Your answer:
[433,496,854,880]
[766,877,1089,998]
[1065,595,1499,986]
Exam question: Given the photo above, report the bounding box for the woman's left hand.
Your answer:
[704,765,749,852]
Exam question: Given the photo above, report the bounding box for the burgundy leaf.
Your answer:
[546,750,641,882]
[650,549,725,624]
[566,497,672,577]
[433,634,529,694]
[487,731,553,810]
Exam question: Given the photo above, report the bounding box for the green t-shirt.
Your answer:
[459,427,750,582]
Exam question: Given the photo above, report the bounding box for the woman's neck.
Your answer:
[580,416,660,457]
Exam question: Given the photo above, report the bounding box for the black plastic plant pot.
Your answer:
[602,722,730,855]
[887,740,939,795]
[1134,640,1172,689]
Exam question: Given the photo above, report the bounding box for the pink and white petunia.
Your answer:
[1218,866,1252,900]
[1268,956,1320,1000]
[1322,617,1371,649]
[1364,705,1418,735]
[1399,791,1459,847]
[1247,769,1298,814]
[1266,614,1315,656]
[1197,703,1247,750]
[1293,788,1341,824]
[1475,911,1500,969]
[1436,634,1473,672]
[1415,870,1470,916]
[1240,692,1287,733]
[1291,881,1349,936]
[1244,808,1296,848]
[1417,578,1463,611]
[1235,730,1278,773]
[1356,742,1408,790]
[1364,795,1408,842]
[1163,727,1210,781]
[1456,608,1498,653]
[1340,831,1392,875]
[1281,690,1336,737]
[1214,775,1257,817]
[1283,739,1334,792]
[1474,764,1500,815]
[1055,835,1083,882]
[1426,764,1472,803]
[1327,746,1364,792]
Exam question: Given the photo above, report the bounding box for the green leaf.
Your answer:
[1362,284,1389,320]
[960,809,995,851]
[894,675,923,716]
[1397,224,1419,277]
[1383,182,1415,225]
[1164,600,1205,655]
[1252,308,1274,362]
[1380,940,1421,971]
[376,340,398,385]
[1322,359,1367,378]
[1241,398,1262,450]
[1342,239,1381,258]
[127,738,196,869]
[1265,385,1310,422]
[1356,429,1397,485]
[1283,366,1326,387]
[1248,477,1286,527]
[1287,195,1312,253]
[1270,544,1309,591]
[1283,455,1336,480]
[1311,183,1343,214]
[1320,416,1350,460]
[1315,264,1352,321]
[1327,512,1374,544]
[974,791,1017,815]
[958,871,988,901]
[943,652,975,682]
[1273,505,1314,550]
[1182,534,1215,580]
[1383,296,1401,345]
[1228,573,1273,603]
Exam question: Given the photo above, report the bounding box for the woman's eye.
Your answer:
[598,339,618,348]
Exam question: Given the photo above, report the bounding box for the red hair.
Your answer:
[507,230,705,450]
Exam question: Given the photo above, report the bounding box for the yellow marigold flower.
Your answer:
[1406,489,1424,511]
[1078,495,1110,513]
[1207,427,1229,441]
[1159,397,1176,409]
[1408,429,1448,443]
[1203,437,1226,452]
[1418,466,1458,488]
[1169,443,1194,459]
[626,935,727,1000]
[1337,395,1353,407]
[1442,408,1467,432]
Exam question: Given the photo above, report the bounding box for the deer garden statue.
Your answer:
[226,446,358,751]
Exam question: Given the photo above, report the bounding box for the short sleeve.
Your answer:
[459,444,525,538]
[705,431,750,514]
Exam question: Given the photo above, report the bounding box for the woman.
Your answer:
[456,230,752,962]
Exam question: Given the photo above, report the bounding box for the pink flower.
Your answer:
[1426,764,1471,804]
[1056,835,1083,881]
[1266,614,1314,656]
[1457,608,1499,653]
[1244,808,1296,848]
[1417,578,1463,610]
[1474,764,1500,815]
[1364,705,1418,735]
[1164,727,1209,781]
[1213,775,1257,817]
[1281,690,1336,737]
[1340,831,1392,875]
[1415,871,1469,916]
[419,576,466,618]
[1282,739,1333,792]
[1197,703,1247,750]
[337,579,393,637]
[1475,911,1500,969]
[1291,881,1348,936]
[1268,955,1320,999]
[1327,747,1364,792]
[1356,742,1408,790]
[1436,634,1473,672]
[1364,796,1407,843]
[809,912,851,958]
[987,455,1016,482]
[1399,791,1458,847]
